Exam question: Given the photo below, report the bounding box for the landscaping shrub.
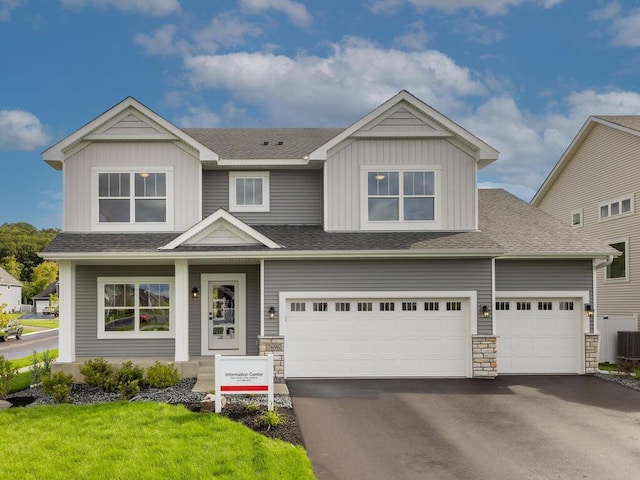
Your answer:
[257,407,283,431]
[80,358,116,392]
[114,361,145,399]
[0,355,18,400]
[42,371,74,403]
[29,349,54,385]
[145,361,180,388]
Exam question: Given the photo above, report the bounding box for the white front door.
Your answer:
[201,274,246,355]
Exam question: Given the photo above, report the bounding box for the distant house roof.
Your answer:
[532,115,640,205]
[31,282,59,301]
[41,189,616,260]
[0,267,22,287]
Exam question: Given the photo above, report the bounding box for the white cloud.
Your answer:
[456,16,504,44]
[60,0,180,16]
[367,0,405,14]
[133,24,190,56]
[394,21,430,50]
[370,0,562,16]
[608,9,640,47]
[193,13,262,53]
[0,110,50,151]
[184,37,486,125]
[0,0,22,21]
[240,0,311,27]
[175,105,222,128]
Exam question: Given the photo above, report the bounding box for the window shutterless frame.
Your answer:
[229,171,270,212]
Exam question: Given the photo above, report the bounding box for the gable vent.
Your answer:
[277,141,283,145]
[262,141,269,145]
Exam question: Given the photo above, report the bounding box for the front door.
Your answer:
[201,274,246,355]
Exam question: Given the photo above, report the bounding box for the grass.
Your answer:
[8,371,31,393]
[11,349,59,370]
[0,402,314,480]
[598,362,640,376]
[19,319,59,329]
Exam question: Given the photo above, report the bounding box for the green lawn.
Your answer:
[11,349,59,370]
[0,402,314,480]
[20,319,59,329]
[598,362,640,376]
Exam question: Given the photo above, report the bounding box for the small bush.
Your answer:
[29,349,54,385]
[245,403,259,412]
[617,358,636,376]
[0,355,18,400]
[80,358,116,392]
[42,371,73,403]
[257,407,283,431]
[115,361,145,399]
[145,361,179,388]
[119,379,141,400]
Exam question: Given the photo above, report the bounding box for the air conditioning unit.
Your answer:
[617,331,640,360]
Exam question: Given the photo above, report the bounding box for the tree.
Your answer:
[0,223,59,282]
[0,255,23,280]
[24,261,59,301]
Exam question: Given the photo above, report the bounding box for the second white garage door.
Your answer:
[284,296,470,378]
[496,298,582,374]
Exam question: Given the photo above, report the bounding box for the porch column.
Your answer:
[174,259,189,362]
[58,260,76,362]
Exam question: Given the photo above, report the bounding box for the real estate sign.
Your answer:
[214,354,274,413]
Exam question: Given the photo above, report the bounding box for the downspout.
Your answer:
[594,255,614,270]
[590,255,614,334]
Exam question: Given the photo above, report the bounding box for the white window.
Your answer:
[357,302,372,312]
[335,302,350,312]
[97,277,174,339]
[538,301,552,311]
[361,166,441,230]
[599,194,634,221]
[402,302,417,311]
[606,238,629,281]
[313,302,328,312]
[424,301,439,311]
[229,172,270,212]
[495,301,510,311]
[290,302,306,312]
[516,302,531,311]
[571,209,583,228]
[559,302,574,311]
[92,168,173,231]
[380,302,395,312]
[447,302,462,311]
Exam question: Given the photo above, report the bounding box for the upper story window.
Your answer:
[229,171,270,213]
[600,194,634,221]
[361,166,440,230]
[92,168,173,231]
[571,208,583,228]
[606,238,628,281]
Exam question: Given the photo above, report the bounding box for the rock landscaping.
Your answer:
[595,371,640,392]
[6,378,304,446]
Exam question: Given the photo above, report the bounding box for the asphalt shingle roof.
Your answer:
[42,189,616,257]
[182,128,344,159]
[0,266,21,286]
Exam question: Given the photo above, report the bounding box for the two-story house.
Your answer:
[41,91,615,380]
[0,266,22,313]
[532,116,640,356]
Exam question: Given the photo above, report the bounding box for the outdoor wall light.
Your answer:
[268,306,276,319]
[585,304,594,318]
[481,305,491,318]
[191,287,199,299]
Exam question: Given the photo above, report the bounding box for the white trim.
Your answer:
[599,193,635,222]
[174,260,189,362]
[279,290,476,378]
[229,171,270,213]
[208,159,311,166]
[592,258,598,334]
[491,257,496,336]
[160,208,281,250]
[91,166,175,232]
[571,208,583,228]
[359,165,442,231]
[200,273,247,356]
[58,260,76,362]
[350,130,453,138]
[604,237,629,282]
[97,276,175,339]
[495,290,589,374]
[260,259,265,337]
[323,163,328,231]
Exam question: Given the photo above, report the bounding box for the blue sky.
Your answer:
[2,0,640,228]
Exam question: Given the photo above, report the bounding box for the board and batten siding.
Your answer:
[64,142,201,232]
[365,107,437,132]
[75,265,175,357]
[325,138,477,231]
[188,265,260,357]
[202,169,322,224]
[264,258,493,335]
[536,124,640,320]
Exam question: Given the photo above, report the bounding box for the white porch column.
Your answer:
[174,259,189,362]
[58,260,76,363]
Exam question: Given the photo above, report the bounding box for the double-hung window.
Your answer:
[600,194,634,221]
[362,166,439,229]
[229,172,270,212]
[98,277,174,339]
[94,168,173,230]
[606,238,628,281]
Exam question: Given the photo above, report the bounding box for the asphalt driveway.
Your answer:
[288,376,640,480]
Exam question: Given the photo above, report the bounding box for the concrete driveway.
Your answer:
[288,376,640,480]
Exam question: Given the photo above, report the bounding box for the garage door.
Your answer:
[496,298,581,374]
[284,297,469,378]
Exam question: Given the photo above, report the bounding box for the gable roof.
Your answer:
[308,90,500,167]
[42,97,218,169]
[0,267,22,287]
[532,115,640,205]
[32,282,58,300]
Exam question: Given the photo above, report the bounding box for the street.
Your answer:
[0,329,58,360]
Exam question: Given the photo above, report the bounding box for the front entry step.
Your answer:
[193,360,215,392]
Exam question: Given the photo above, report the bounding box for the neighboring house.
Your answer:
[0,266,22,313]
[41,91,616,381]
[532,116,640,355]
[31,282,59,314]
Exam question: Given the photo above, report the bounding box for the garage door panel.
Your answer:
[285,297,469,378]
[497,297,580,374]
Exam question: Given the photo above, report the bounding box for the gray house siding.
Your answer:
[495,259,593,300]
[202,169,322,224]
[188,264,260,357]
[264,258,493,335]
[75,265,175,357]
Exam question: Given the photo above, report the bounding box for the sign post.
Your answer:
[214,354,274,413]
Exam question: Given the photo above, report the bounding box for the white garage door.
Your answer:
[284,297,469,378]
[496,298,581,374]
